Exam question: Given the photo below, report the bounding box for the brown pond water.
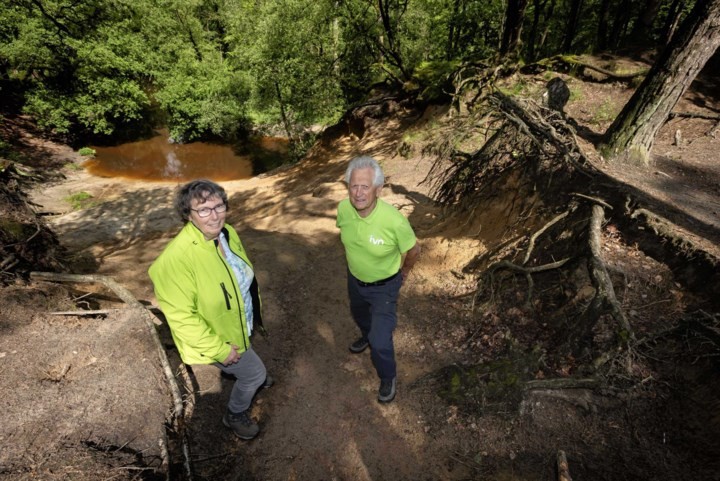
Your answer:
[84,131,289,182]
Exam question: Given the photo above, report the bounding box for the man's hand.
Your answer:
[222,344,242,366]
[400,243,421,282]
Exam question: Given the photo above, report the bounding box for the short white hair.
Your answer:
[345,156,384,187]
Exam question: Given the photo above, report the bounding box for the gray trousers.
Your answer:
[214,346,266,414]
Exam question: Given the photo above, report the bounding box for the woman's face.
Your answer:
[189,194,226,240]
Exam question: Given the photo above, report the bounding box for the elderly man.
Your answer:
[336,156,421,403]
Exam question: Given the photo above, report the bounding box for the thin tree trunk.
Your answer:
[608,0,631,50]
[660,0,684,45]
[602,0,720,165]
[274,80,293,141]
[500,0,529,57]
[562,0,584,52]
[446,0,462,59]
[628,0,662,46]
[595,0,612,52]
[538,0,557,54]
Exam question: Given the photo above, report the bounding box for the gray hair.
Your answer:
[175,179,228,222]
[344,156,384,187]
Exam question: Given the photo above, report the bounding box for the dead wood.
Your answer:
[557,450,573,481]
[29,271,193,481]
[523,379,606,413]
[525,378,600,390]
[570,192,612,210]
[669,111,720,121]
[529,55,647,84]
[523,211,570,265]
[49,309,114,316]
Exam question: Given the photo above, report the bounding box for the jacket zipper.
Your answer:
[220,282,232,310]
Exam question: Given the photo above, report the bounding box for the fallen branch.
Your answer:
[669,111,720,121]
[523,210,570,265]
[571,192,612,210]
[532,55,647,83]
[50,309,113,316]
[525,378,599,390]
[29,271,192,481]
[557,450,573,481]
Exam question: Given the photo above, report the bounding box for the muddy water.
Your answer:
[84,131,289,182]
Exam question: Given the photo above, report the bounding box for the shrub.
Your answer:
[78,147,96,156]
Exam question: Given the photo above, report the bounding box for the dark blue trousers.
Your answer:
[347,270,402,381]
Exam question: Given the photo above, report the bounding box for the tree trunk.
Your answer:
[608,0,632,50]
[537,0,557,54]
[660,0,684,45]
[602,0,720,165]
[500,0,529,57]
[375,0,410,79]
[446,0,463,59]
[274,79,293,141]
[562,0,584,52]
[595,0,612,52]
[527,0,549,61]
[627,0,662,46]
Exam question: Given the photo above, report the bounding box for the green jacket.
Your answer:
[148,222,262,365]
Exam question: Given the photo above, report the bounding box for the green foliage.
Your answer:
[78,147,96,156]
[231,0,344,134]
[154,57,250,142]
[2,0,151,136]
[412,60,459,102]
[0,0,689,146]
[65,191,94,210]
[64,162,82,171]
[0,140,23,162]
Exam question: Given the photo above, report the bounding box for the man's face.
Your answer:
[190,194,226,240]
[349,167,381,217]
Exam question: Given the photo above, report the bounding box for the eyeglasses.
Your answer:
[191,203,227,218]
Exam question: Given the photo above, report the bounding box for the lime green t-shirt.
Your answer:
[336,198,417,283]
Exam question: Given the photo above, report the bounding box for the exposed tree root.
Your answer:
[580,204,633,343]
[29,271,193,481]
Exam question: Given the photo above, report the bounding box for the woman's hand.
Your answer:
[222,344,242,365]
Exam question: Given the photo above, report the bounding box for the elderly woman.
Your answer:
[149,179,270,440]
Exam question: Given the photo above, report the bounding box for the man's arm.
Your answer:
[400,243,421,280]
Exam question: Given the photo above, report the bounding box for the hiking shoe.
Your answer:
[349,337,369,353]
[378,377,396,403]
[262,376,274,389]
[222,410,260,440]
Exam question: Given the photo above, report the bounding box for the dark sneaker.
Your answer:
[222,410,260,440]
[349,337,369,353]
[262,376,274,389]
[378,377,396,403]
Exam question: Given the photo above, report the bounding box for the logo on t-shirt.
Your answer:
[369,234,385,245]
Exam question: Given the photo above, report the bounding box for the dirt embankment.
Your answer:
[2,68,720,481]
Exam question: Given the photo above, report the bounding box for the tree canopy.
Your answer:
[0,0,708,144]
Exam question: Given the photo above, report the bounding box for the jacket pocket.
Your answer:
[220,282,232,310]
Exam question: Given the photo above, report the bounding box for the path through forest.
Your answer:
[27,112,486,480]
[4,67,720,480]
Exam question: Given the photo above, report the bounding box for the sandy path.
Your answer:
[34,123,480,480]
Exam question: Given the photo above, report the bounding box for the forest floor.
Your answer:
[1,57,720,481]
